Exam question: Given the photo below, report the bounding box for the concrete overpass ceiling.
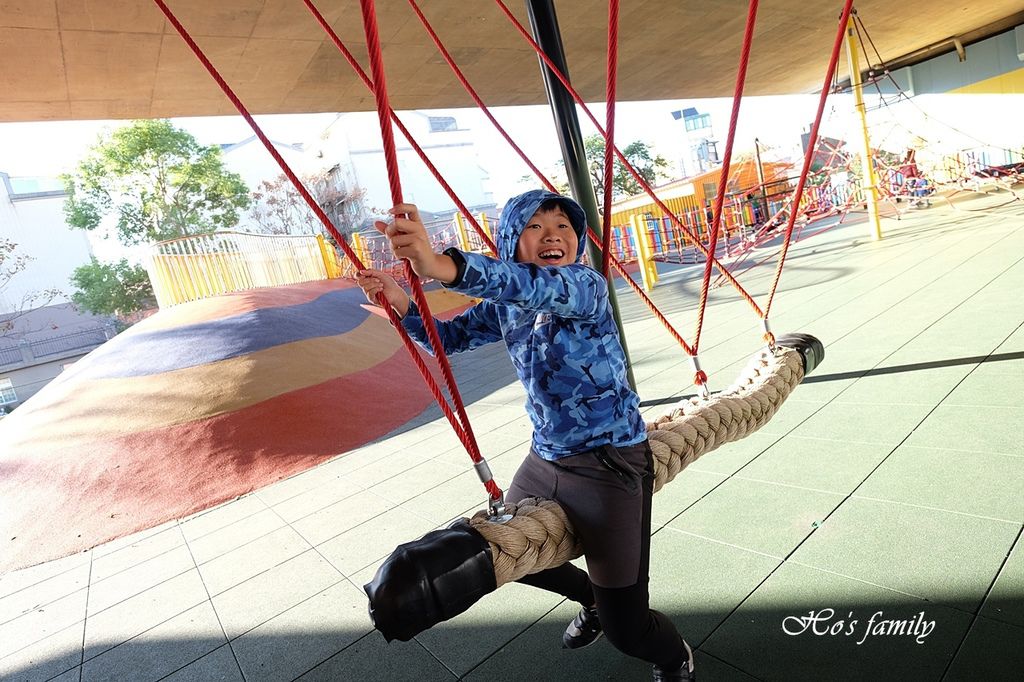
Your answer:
[0,1,1021,122]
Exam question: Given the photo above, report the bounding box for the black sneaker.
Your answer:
[562,605,603,649]
[652,640,695,681]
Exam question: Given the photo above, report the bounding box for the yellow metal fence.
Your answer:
[147,231,346,307]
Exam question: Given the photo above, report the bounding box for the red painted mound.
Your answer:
[0,280,473,574]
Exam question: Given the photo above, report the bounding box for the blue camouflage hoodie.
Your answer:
[401,189,646,460]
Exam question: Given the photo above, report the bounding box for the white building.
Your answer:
[219,136,309,196]
[311,111,495,223]
[0,172,94,314]
[670,107,720,178]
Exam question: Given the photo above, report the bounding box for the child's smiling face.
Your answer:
[514,206,579,267]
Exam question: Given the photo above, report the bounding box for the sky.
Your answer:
[1,92,1019,202]
[1,90,1020,275]
[1,92,1020,256]
[0,96,831,201]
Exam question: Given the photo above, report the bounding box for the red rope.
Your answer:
[300,0,497,256]
[601,0,619,279]
[493,0,763,319]
[357,0,499,501]
[594,230,694,356]
[153,0,498,500]
[692,0,759,358]
[762,0,856,328]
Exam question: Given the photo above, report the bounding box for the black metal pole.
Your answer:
[524,0,636,389]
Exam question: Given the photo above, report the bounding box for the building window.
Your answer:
[684,113,711,132]
[428,116,458,133]
[0,378,16,405]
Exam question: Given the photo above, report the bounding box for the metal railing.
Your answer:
[31,327,111,358]
[0,325,114,369]
[0,345,21,368]
[349,220,466,287]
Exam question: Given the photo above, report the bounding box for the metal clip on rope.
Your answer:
[474,459,512,522]
[690,354,711,399]
[763,317,776,351]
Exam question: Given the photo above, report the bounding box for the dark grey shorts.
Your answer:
[505,440,653,589]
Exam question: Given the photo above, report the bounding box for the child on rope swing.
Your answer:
[356,189,695,682]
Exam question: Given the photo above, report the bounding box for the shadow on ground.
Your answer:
[9,592,1022,681]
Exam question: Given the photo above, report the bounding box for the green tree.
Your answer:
[70,258,154,317]
[62,119,250,245]
[583,135,669,199]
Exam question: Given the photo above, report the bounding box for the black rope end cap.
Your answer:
[364,518,497,642]
[775,333,825,376]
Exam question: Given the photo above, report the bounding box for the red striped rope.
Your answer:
[601,0,619,279]
[692,0,759,360]
[762,0,856,329]
[357,0,499,502]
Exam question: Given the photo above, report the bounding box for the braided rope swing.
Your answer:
[467,344,804,586]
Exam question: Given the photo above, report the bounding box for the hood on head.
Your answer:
[495,189,588,263]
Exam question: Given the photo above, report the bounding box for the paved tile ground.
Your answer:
[2,188,1023,681]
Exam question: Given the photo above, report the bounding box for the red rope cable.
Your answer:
[153,0,498,499]
[587,225,695,355]
[601,0,619,279]
[357,0,499,501]
[301,0,497,257]
[493,0,763,319]
[692,0,759,358]
[358,0,403,208]
[762,0,856,326]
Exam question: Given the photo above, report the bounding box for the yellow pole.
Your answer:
[315,234,338,279]
[351,232,368,267]
[844,16,883,240]
[644,218,659,286]
[479,212,493,243]
[628,215,655,292]
[454,213,471,251]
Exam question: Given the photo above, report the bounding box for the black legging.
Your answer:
[508,443,688,671]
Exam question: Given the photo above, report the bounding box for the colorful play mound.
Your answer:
[0,279,473,574]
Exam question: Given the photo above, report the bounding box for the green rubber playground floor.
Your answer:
[2,188,1023,681]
